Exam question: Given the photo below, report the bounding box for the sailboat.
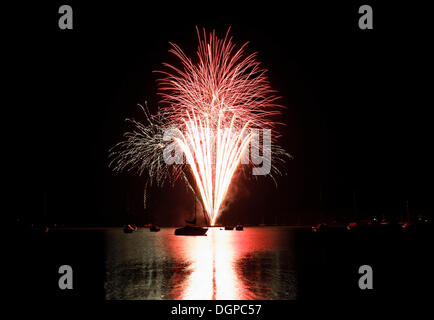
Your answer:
[149,224,160,232]
[174,196,208,236]
[124,224,137,233]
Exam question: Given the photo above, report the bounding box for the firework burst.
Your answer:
[110,28,290,225]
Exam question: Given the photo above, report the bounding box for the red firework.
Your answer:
[154,28,284,225]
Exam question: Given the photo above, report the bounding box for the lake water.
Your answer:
[104,227,298,300]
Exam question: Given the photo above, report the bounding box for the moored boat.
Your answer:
[175,225,207,236]
[123,224,137,233]
[174,195,208,236]
[150,224,160,232]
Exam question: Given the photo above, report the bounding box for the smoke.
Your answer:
[214,172,251,224]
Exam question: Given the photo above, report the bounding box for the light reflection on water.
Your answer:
[104,227,297,300]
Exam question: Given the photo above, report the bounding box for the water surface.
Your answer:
[104,227,297,300]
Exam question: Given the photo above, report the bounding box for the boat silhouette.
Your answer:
[123,224,137,233]
[175,224,207,236]
[174,196,207,236]
[149,224,160,232]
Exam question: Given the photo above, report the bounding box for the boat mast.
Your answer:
[199,196,209,226]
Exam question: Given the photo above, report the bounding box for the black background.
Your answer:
[10,2,433,226]
[7,0,433,313]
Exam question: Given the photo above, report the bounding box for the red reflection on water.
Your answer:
[183,228,244,299]
[165,227,292,300]
[167,228,248,299]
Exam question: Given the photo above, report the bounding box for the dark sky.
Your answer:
[12,1,433,226]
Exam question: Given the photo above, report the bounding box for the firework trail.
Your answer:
[110,28,290,225]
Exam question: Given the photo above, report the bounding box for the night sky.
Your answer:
[12,2,433,226]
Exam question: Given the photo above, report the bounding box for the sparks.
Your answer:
[109,28,290,225]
